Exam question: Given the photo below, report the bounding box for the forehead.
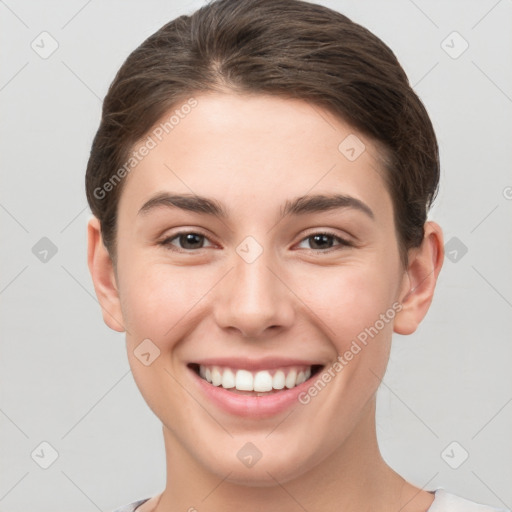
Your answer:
[118,92,393,225]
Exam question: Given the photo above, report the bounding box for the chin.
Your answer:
[200,442,323,488]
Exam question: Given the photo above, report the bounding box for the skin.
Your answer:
[88,92,444,512]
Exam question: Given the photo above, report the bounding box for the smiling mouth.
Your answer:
[188,363,323,395]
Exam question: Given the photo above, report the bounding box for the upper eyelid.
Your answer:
[299,228,352,242]
[161,229,350,249]
[161,230,216,247]
[295,232,352,250]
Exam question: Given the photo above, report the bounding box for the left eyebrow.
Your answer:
[280,193,374,220]
[137,192,374,220]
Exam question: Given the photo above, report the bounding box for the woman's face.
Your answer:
[108,92,411,484]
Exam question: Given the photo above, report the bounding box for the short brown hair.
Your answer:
[85,0,439,267]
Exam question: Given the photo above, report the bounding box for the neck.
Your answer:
[153,398,417,512]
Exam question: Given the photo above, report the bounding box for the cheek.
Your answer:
[117,258,217,415]
[117,257,217,343]
[296,262,399,343]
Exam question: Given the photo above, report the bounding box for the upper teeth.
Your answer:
[199,365,312,392]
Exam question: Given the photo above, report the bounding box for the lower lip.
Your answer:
[189,367,317,418]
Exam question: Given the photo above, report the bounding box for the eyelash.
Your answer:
[158,230,353,254]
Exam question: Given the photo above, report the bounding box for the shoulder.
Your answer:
[110,498,151,512]
[429,489,510,512]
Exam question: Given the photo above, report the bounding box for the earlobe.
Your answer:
[87,216,125,332]
[393,221,444,335]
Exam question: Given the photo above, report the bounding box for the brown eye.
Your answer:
[297,232,352,252]
[309,234,335,250]
[160,232,213,251]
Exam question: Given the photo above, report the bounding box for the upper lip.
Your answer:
[188,357,325,371]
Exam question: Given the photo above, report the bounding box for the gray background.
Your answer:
[1,0,511,510]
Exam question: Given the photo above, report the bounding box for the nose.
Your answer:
[213,247,295,339]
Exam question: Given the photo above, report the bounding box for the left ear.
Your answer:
[394,221,444,335]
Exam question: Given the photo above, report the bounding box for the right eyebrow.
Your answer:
[138,193,228,218]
